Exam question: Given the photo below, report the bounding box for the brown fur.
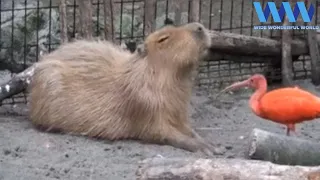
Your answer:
[28,22,217,155]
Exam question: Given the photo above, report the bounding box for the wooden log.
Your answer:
[136,157,320,180]
[188,0,200,22]
[281,16,293,86]
[59,0,68,44]
[78,0,93,39]
[208,50,281,62]
[307,0,320,85]
[0,65,36,103]
[209,30,308,57]
[103,0,115,42]
[247,128,320,166]
[144,0,156,35]
[205,51,278,63]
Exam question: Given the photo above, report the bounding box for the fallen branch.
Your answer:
[247,128,320,166]
[0,65,35,103]
[136,157,320,180]
[209,30,308,57]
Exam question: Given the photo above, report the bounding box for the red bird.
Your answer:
[218,74,320,136]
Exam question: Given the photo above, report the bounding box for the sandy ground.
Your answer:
[0,78,320,180]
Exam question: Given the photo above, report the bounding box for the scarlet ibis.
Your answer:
[218,74,320,136]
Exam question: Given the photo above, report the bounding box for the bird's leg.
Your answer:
[286,127,290,136]
[286,124,296,136]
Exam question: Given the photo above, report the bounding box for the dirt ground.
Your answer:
[0,0,319,179]
[0,78,320,180]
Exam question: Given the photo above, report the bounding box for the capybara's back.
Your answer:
[29,22,218,155]
[29,40,143,139]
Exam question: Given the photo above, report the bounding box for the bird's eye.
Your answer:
[197,27,203,32]
[250,79,254,83]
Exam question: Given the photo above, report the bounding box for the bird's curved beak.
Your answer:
[215,79,250,99]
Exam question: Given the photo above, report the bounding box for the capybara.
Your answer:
[28,22,217,156]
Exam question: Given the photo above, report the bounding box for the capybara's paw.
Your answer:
[200,146,215,157]
[199,142,226,157]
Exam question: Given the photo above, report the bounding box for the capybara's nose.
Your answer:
[182,22,211,48]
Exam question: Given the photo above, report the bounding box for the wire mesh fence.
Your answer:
[0,0,318,105]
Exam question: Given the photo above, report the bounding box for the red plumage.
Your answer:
[219,74,320,135]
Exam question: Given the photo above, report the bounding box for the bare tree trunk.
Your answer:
[173,0,183,25]
[144,0,156,36]
[307,0,320,85]
[59,0,68,44]
[136,157,320,180]
[78,0,93,39]
[103,0,115,42]
[188,0,200,22]
[281,16,293,86]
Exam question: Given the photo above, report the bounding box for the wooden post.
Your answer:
[173,0,183,25]
[188,0,200,22]
[103,0,115,42]
[281,16,293,86]
[144,0,156,36]
[307,0,320,85]
[59,0,68,44]
[78,0,93,39]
